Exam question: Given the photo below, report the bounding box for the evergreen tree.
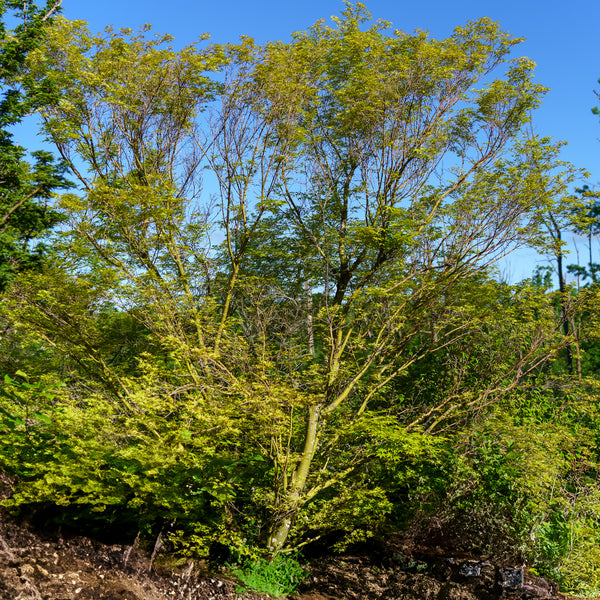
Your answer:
[0,1,69,291]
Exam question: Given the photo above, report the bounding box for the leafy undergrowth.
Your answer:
[231,554,309,597]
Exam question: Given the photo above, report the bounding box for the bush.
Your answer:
[231,554,308,597]
[0,371,272,556]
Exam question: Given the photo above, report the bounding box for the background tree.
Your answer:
[566,186,600,285]
[0,0,69,291]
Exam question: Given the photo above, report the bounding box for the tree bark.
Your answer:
[268,404,321,554]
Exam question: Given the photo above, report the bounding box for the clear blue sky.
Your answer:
[54,1,600,281]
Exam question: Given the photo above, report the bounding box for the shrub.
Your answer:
[231,554,308,597]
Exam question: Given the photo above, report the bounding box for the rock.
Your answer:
[459,562,481,577]
[499,567,524,591]
[18,563,35,577]
[0,509,565,600]
[521,573,559,599]
[0,510,273,600]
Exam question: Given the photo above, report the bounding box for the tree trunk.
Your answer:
[556,244,573,375]
[550,212,573,375]
[268,404,321,554]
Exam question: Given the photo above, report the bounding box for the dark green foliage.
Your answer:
[0,1,69,291]
[401,378,600,595]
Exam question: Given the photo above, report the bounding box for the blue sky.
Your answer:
[53,1,600,281]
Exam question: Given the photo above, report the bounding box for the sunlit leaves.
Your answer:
[1,3,588,562]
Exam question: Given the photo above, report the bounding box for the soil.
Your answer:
[0,510,268,600]
[303,554,563,600]
[0,510,575,600]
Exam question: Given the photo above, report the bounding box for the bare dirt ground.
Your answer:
[0,509,571,600]
[0,510,271,600]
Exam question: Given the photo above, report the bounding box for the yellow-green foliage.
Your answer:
[2,5,599,591]
[0,370,271,553]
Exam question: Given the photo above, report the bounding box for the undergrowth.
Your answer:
[231,554,308,597]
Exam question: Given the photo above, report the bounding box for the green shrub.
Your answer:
[231,554,308,597]
[0,371,272,555]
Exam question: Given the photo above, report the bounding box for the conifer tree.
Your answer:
[0,1,69,291]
